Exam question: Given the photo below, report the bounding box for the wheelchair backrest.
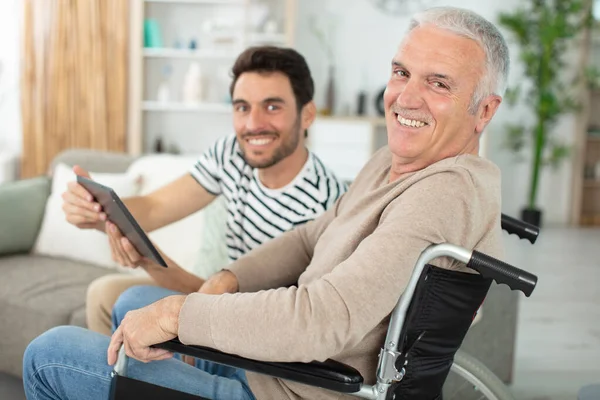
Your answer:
[392,264,492,399]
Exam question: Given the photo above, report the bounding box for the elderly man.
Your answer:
[23,6,508,400]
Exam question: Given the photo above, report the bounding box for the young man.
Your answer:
[25,6,509,399]
[63,46,347,335]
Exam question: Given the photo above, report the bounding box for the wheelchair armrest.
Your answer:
[153,338,364,393]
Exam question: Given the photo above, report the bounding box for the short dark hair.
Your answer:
[229,46,315,112]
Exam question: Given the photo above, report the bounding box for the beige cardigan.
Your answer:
[178,146,504,400]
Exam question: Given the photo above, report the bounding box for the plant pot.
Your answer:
[521,207,542,228]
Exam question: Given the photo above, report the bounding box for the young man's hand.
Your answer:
[105,221,149,269]
[62,165,106,231]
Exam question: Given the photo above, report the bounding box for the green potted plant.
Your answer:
[498,0,593,227]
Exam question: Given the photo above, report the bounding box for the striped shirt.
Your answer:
[190,135,348,262]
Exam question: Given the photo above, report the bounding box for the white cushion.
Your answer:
[32,163,143,269]
[190,195,230,279]
[126,154,207,273]
[127,154,200,196]
[126,154,229,278]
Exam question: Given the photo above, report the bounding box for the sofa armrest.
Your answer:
[0,176,51,256]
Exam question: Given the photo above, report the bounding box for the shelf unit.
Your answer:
[127,0,297,155]
[571,16,600,225]
[305,115,389,182]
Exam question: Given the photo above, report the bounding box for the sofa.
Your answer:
[0,148,520,398]
[0,149,231,398]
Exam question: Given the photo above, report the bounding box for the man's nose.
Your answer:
[396,79,424,109]
[246,108,267,132]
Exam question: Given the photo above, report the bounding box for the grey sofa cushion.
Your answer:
[69,305,88,327]
[0,255,111,377]
[0,177,50,256]
[0,371,25,399]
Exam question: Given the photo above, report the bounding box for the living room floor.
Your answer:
[508,226,600,400]
[2,227,599,400]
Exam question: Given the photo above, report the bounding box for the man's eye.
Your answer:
[394,70,408,77]
[267,104,279,111]
[235,105,248,112]
[432,81,448,89]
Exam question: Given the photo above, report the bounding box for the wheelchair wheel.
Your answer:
[442,350,515,400]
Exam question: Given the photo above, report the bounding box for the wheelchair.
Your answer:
[109,214,539,400]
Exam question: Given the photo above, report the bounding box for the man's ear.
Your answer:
[475,95,502,134]
[301,101,317,130]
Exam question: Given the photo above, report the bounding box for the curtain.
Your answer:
[21,0,128,178]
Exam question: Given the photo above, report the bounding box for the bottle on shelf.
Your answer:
[157,64,172,103]
[182,62,205,104]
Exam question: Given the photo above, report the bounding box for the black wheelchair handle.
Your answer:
[467,250,537,297]
[500,213,539,244]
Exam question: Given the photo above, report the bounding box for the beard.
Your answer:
[239,118,302,169]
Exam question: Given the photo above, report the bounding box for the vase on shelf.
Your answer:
[321,65,336,116]
[156,64,172,103]
[143,19,162,48]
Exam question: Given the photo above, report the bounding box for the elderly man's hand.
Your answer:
[198,270,239,295]
[107,295,186,365]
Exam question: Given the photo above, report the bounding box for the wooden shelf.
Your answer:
[584,179,600,188]
[142,101,231,113]
[143,48,238,59]
[580,214,600,226]
[587,135,600,143]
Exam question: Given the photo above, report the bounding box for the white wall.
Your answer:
[0,0,580,223]
[0,0,21,156]
[296,0,579,225]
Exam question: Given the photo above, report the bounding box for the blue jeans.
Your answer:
[23,286,256,400]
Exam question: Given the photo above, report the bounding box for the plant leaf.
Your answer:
[503,123,528,153]
[545,142,571,169]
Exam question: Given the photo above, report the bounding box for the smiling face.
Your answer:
[384,24,502,175]
[232,71,312,169]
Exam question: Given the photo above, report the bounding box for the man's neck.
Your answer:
[257,146,309,189]
[389,143,480,183]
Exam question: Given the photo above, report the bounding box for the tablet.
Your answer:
[77,175,168,268]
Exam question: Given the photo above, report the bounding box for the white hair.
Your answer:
[408,7,510,113]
